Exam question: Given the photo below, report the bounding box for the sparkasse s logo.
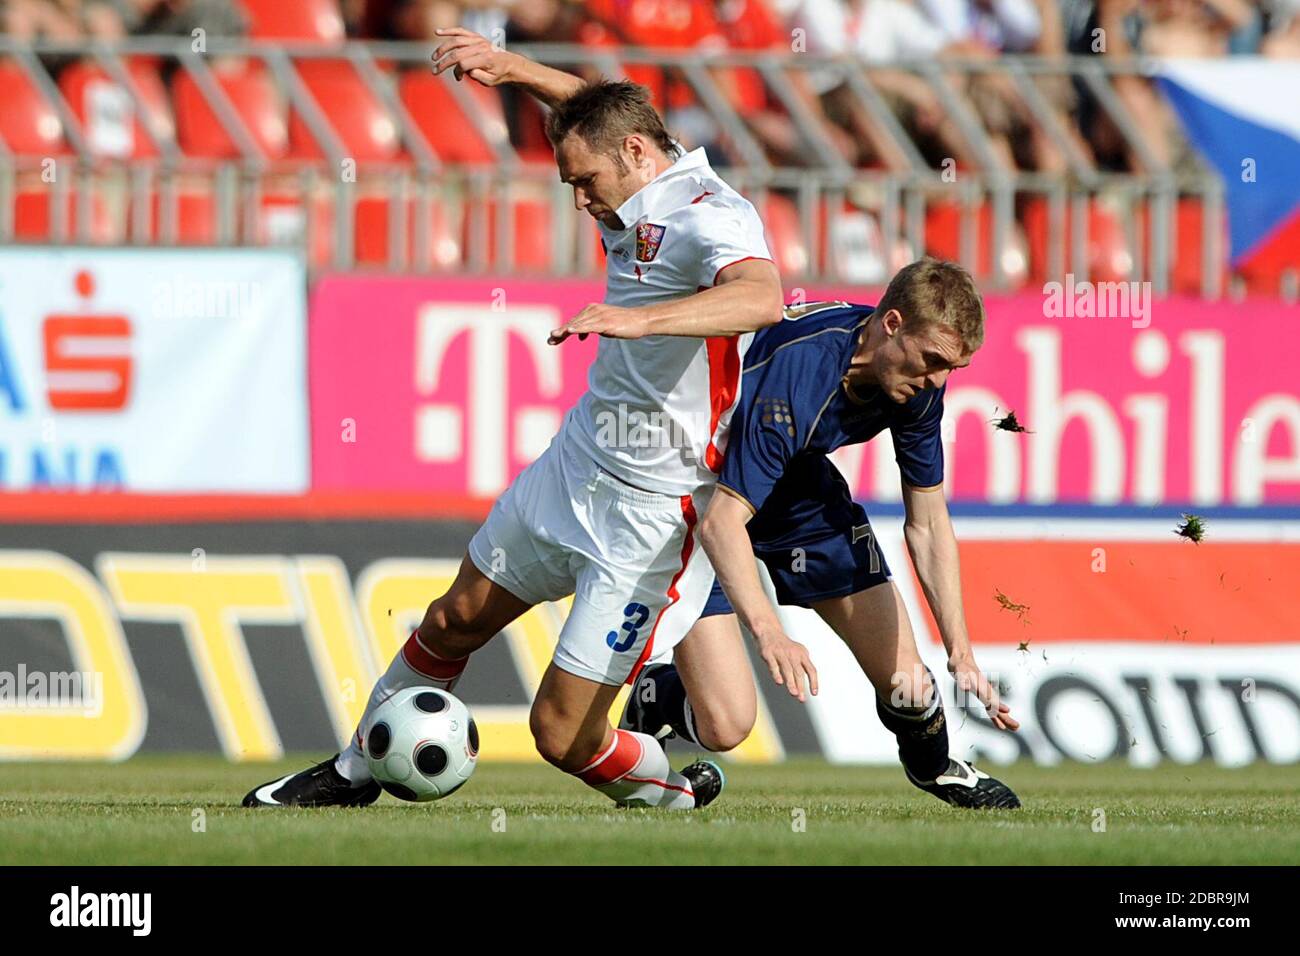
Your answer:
[49,885,151,936]
[43,270,133,411]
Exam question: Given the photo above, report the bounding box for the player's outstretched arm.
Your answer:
[548,259,783,344]
[902,483,1019,731]
[699,488,818,701]
[432,27,585,109]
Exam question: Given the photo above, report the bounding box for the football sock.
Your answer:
[632,663,703,746]
[335,630,469,783]
[875,668,950,783]
[576,729,697,809]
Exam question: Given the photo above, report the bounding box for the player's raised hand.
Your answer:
[949,653,1019,731]
[755,630,819,703]
[432,27,518,86]
[549,303,650,344]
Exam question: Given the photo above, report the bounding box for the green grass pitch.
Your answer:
[2,756,1297,865]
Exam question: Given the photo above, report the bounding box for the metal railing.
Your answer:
[0,36,1236,296]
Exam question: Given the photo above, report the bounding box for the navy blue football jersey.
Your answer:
[718,300,945,550]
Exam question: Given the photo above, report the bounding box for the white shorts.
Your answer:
[467,433,715,686]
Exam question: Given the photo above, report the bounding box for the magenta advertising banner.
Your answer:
[310,275,1300,507]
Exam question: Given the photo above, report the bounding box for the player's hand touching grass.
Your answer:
[549,304,650,344]
[754,628,819,702]
[948,652,1019,731]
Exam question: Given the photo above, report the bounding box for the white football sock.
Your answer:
[335,630,468,783]
[575,729,696,810]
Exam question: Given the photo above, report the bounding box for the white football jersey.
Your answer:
[561,147,773,497]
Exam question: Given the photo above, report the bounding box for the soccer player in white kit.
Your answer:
[243,29,782,810]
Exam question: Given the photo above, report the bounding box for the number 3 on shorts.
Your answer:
[606,602,651,652]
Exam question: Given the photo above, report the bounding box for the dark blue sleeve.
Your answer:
[718,344,836,513]
[891,384,945,488]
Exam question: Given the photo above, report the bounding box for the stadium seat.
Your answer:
[289,60,403,163]
[140,188,217,244]
[259,190,334,267]
[0,59,67,156]
[925,200,987,276]
[469,197,554,272]
[398,71,501,165]
[759,193,809,276]
[354,195,461,269]
[59,59,173,160]
[511,95,556,165]
[173,61,287,160]
[14,187,115,243]
[1022,196,1133,285]
[239,0,344,43]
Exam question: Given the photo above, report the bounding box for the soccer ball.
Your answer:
[364,687,479,802]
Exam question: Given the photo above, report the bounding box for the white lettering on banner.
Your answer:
[414,305,562,496]
[844,323,1298,506]
[0,249,307,492]
[788,517,1300,767]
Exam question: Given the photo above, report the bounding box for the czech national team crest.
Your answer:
[635,222,666,262]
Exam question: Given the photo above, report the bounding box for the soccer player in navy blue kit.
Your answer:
[622,259,1021,808]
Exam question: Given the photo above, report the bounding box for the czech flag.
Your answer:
[1158,59,1300,269]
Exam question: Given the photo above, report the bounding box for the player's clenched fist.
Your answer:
[432,27,518,86]
[549,304,651,344]
[754,629,819,702]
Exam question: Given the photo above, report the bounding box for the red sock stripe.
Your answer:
[401,631,467,680]
[624,775,694,797]
[576,730,644,786]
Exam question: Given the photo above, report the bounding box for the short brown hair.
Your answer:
[545,80,681,169]
[875,258,985,353]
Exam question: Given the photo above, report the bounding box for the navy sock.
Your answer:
[875,671,950,782]
[633,664,702,747]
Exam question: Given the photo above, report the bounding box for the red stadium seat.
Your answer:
[289,60,403,163]
[926,200,987,273]
[259,190,334,267]
[59,59,173,160]
[923,200,1028,287]
[1022,196,1133,285]
[141,188,217,244]
[398,70,501,164]
[469,197,553,272]
[354,195,461,269]
[173,61,287,160]
[759,193,809,275]
[511,95,555,165]
[0,59,67,156]
[239,0,344,43]
[14,188,115,242]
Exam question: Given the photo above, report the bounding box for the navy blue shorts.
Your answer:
[700,458,891,618]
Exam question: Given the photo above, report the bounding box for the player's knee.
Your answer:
[884,661,932,710]
[421,594,493,656]
[697,722,750,753]
[694,705,755,753]
[528,704,592,772]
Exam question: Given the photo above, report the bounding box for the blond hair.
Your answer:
[876,258,985,353]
